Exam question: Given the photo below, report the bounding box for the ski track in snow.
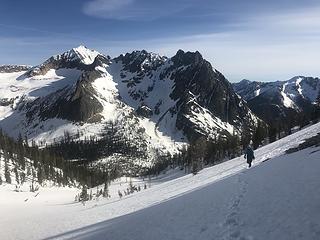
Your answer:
[222,172,249,240]
[0,122,320,240]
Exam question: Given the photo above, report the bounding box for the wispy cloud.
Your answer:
[2,1,320,82]
[259,7,320,35]
[107,6,320,81]
[83,0,193,20]
[83,0,133,18]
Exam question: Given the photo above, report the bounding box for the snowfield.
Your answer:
[0,122,320,240]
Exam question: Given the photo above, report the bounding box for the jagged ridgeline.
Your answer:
[0,46,266,179]
[233,78,320,137]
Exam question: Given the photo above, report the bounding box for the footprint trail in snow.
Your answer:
[222,171,253,240]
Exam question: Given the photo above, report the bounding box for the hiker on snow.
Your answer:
[244,143,255,168]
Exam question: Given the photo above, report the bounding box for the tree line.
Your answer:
[0,129,108,188]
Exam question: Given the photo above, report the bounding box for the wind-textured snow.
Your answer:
[1,122,319,240]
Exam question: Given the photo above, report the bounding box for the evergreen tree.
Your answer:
[17,133,26,170]
[268,125,277,143]
[37,166,44,185]
[4,156,11,184]
[79,185,89,202]
[227,134,241,159]
[103,181,109,198]
[252,121,267,149]
[310,104,320,124]
[89,189,93,200]
[14,164,20,185]
[20,171,26,184]
[317,92,320,106]
[188,136,207,175]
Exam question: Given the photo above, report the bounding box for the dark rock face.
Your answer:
[246,88,294,124]
[115,50,167,73]
[114,49,259,141]
[169,50,256,139]
[0,98,14,106]
[21,51,111,123]
[32,72,104,123]
[232,79,281,101]
[233,80,260,101]
[61,70,104,122]
[136,105,153,118]
[115,50,168,104]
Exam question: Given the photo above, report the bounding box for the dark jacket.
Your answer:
[244,146,255,162]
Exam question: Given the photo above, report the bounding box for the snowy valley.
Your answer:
[0,46,320,240]
[1,120,319,240]
[3,0,320,239]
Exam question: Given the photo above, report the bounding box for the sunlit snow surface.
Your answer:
[0,122,319,240]
[281,82,297,109]
[58,45,100,65]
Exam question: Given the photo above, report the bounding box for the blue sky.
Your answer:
[1,0,320,82]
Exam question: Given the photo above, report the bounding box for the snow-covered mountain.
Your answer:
[0,65,31,73]
[233,77,320,125]
[1,121,319,240]
[0,46,259,161]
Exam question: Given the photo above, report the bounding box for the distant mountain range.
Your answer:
[0,65,30,73]
[233,77,320,128]
[0,46,259,167]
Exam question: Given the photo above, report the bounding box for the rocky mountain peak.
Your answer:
[238,79,252,85]
[60,45,100,65]
[115,50,167,73]
[24,46,109,77]
[232,76,320,127]
[172,49,203,67]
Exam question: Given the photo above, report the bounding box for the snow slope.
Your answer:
[52,146,320,240]
[59,46,99,65]
[0,122,319,240]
